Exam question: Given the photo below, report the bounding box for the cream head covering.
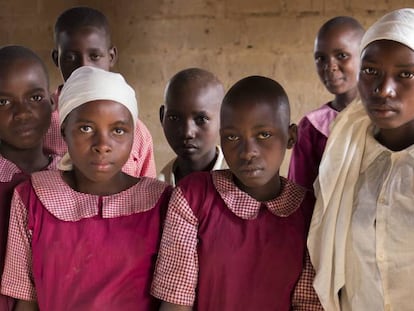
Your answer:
[360,8,414,53]
[58,66,138,171]
[59,66,138,127]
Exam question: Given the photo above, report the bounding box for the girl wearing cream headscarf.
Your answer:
[308,8,414,311]
[1,66,172,311]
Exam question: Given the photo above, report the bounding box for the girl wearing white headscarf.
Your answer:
[308,8,414,311]
[1,66,173,311]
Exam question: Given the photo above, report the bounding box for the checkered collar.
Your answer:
[31,170,169,221]
[211,170,306,220]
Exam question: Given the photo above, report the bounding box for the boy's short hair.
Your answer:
[222,76,290,121]
[317,16,364,38]
[54,6,111,44]
[164,67,224,104]
[0,45,49,86]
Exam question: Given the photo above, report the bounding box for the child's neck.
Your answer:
[234,174,282,202]
[0,143,50,174]
[331,88,358,112]
[63,170,138,196]
[375,123,414,151]
[175,148,218,183]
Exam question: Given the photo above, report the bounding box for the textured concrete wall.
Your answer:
[0,0,412,175]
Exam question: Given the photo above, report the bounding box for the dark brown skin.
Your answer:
[159,302,192,311]
[14,300,39,311]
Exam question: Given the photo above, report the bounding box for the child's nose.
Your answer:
[325,58,338,71]
[239,139,258,161]
[92,132,112,153]
[374,76,396,98]
[183,120,196,139]
[13,100,32,120]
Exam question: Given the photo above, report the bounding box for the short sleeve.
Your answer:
[124,119,157,178]
[1,188,36,301]
[151,187,198,306]
[291,249,323,310]
[288,116,327,192]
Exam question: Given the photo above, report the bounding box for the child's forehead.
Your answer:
[167,81,223,106]
[318,25,359,42]
[222,98,287,117]
[0,58,47,82]
[57,26,110,43]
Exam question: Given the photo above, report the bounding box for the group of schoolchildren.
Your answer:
[0,4,413,311]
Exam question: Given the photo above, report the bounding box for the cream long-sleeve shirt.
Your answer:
[308,100,414,311]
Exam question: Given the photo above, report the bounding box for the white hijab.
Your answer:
[57,66,138,170]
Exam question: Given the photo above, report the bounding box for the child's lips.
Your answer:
[182,143,198,152]
[14,123,37,136]
[239,166,263,177]
[90,160,113,170]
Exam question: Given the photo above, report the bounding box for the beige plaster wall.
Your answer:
[1,0,412,176]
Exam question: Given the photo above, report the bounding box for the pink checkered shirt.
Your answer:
[43,87,156,178]
[151,170,322,310]
[0,154,60,182]
[1,170,170,301]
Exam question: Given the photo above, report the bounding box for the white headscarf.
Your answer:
[58,66,138,171]
[360,8,414,53]
[59,66,138,127]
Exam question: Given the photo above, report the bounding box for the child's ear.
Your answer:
[50,93,57,112]
[108,45,118,68]
[159,105,165,123]
[287,124,297,149]
[51,49,59,67]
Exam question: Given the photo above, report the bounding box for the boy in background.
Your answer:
[158,68,226,185]
[44,6,156,177]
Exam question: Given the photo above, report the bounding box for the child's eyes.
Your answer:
[80,125,93,133]
[62,54,76,62]
[258,132,272,139]
[361,67,378,76]
[399,71,414,79]
[90,54,102,61]
[314,55,324,63]
[113,128,125,135]
[30,95,43,102]
[167,115,179,121]
[0,99,10,106]
[195,116,209,125]
[226,135,239,141]
[337,52,349,60]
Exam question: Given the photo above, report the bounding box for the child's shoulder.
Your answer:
[305,102,337,120]
[137,176,172,196]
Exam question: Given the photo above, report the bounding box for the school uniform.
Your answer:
[158,146,228,186]
[288,103,339,191]
[0,155,59,311]
[1,170,172,311]
[151,170,322,310]
[43,87,157,178]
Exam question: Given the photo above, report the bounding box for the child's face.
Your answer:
[0,59,52,150]
[314,26,360,96]
[53,27,117,82]
[160,83,222,164]
[62,100,134,185]
[220,100,294,200]
[359,40,414,130]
